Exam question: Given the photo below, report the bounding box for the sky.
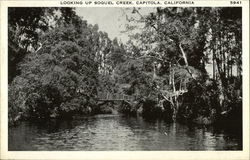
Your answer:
[75,8,129,42]
[75,8,155,43]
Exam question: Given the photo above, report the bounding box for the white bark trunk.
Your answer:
[179,43,189,66]
[179,43,196,80]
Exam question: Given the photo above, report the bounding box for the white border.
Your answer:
[0,1,249,160]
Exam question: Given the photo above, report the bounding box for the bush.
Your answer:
[177,79,220,124]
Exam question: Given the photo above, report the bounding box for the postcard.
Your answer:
[0,0,249,159]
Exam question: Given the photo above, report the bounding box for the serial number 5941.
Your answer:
[230,1,242,5]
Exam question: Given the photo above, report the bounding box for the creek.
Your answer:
[9,114,242,150]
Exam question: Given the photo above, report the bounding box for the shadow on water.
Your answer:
[9,114,242,151]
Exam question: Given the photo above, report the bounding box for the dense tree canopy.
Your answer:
[115,7,242,122]
[8,7,242,126]
[9,7,115,123]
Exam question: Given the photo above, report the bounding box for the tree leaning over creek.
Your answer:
[115,7,242,123]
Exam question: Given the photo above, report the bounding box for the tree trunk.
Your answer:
[214,40,227,111]
[179,43,196,80]
[172,70,177,121]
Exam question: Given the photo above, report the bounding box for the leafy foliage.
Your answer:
[8,7,242,126]
[118,7,242,123]
[8,7,77,82]
[8,11,105,124]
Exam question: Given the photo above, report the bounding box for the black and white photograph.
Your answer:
[6,6,244,151]
[0,0,249,159]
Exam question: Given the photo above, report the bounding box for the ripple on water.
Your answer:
[8,115,242,151]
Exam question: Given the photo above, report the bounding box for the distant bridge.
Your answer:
[97,92,136,102]
[97,92,139,113]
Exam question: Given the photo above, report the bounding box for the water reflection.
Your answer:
[9,114,242,151]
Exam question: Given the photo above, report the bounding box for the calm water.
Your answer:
[9,114,242,150]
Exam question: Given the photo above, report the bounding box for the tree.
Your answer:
[206,7,242,111]
[120,7,242,122]
[8,7,77,82]
[8,10,106,124]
